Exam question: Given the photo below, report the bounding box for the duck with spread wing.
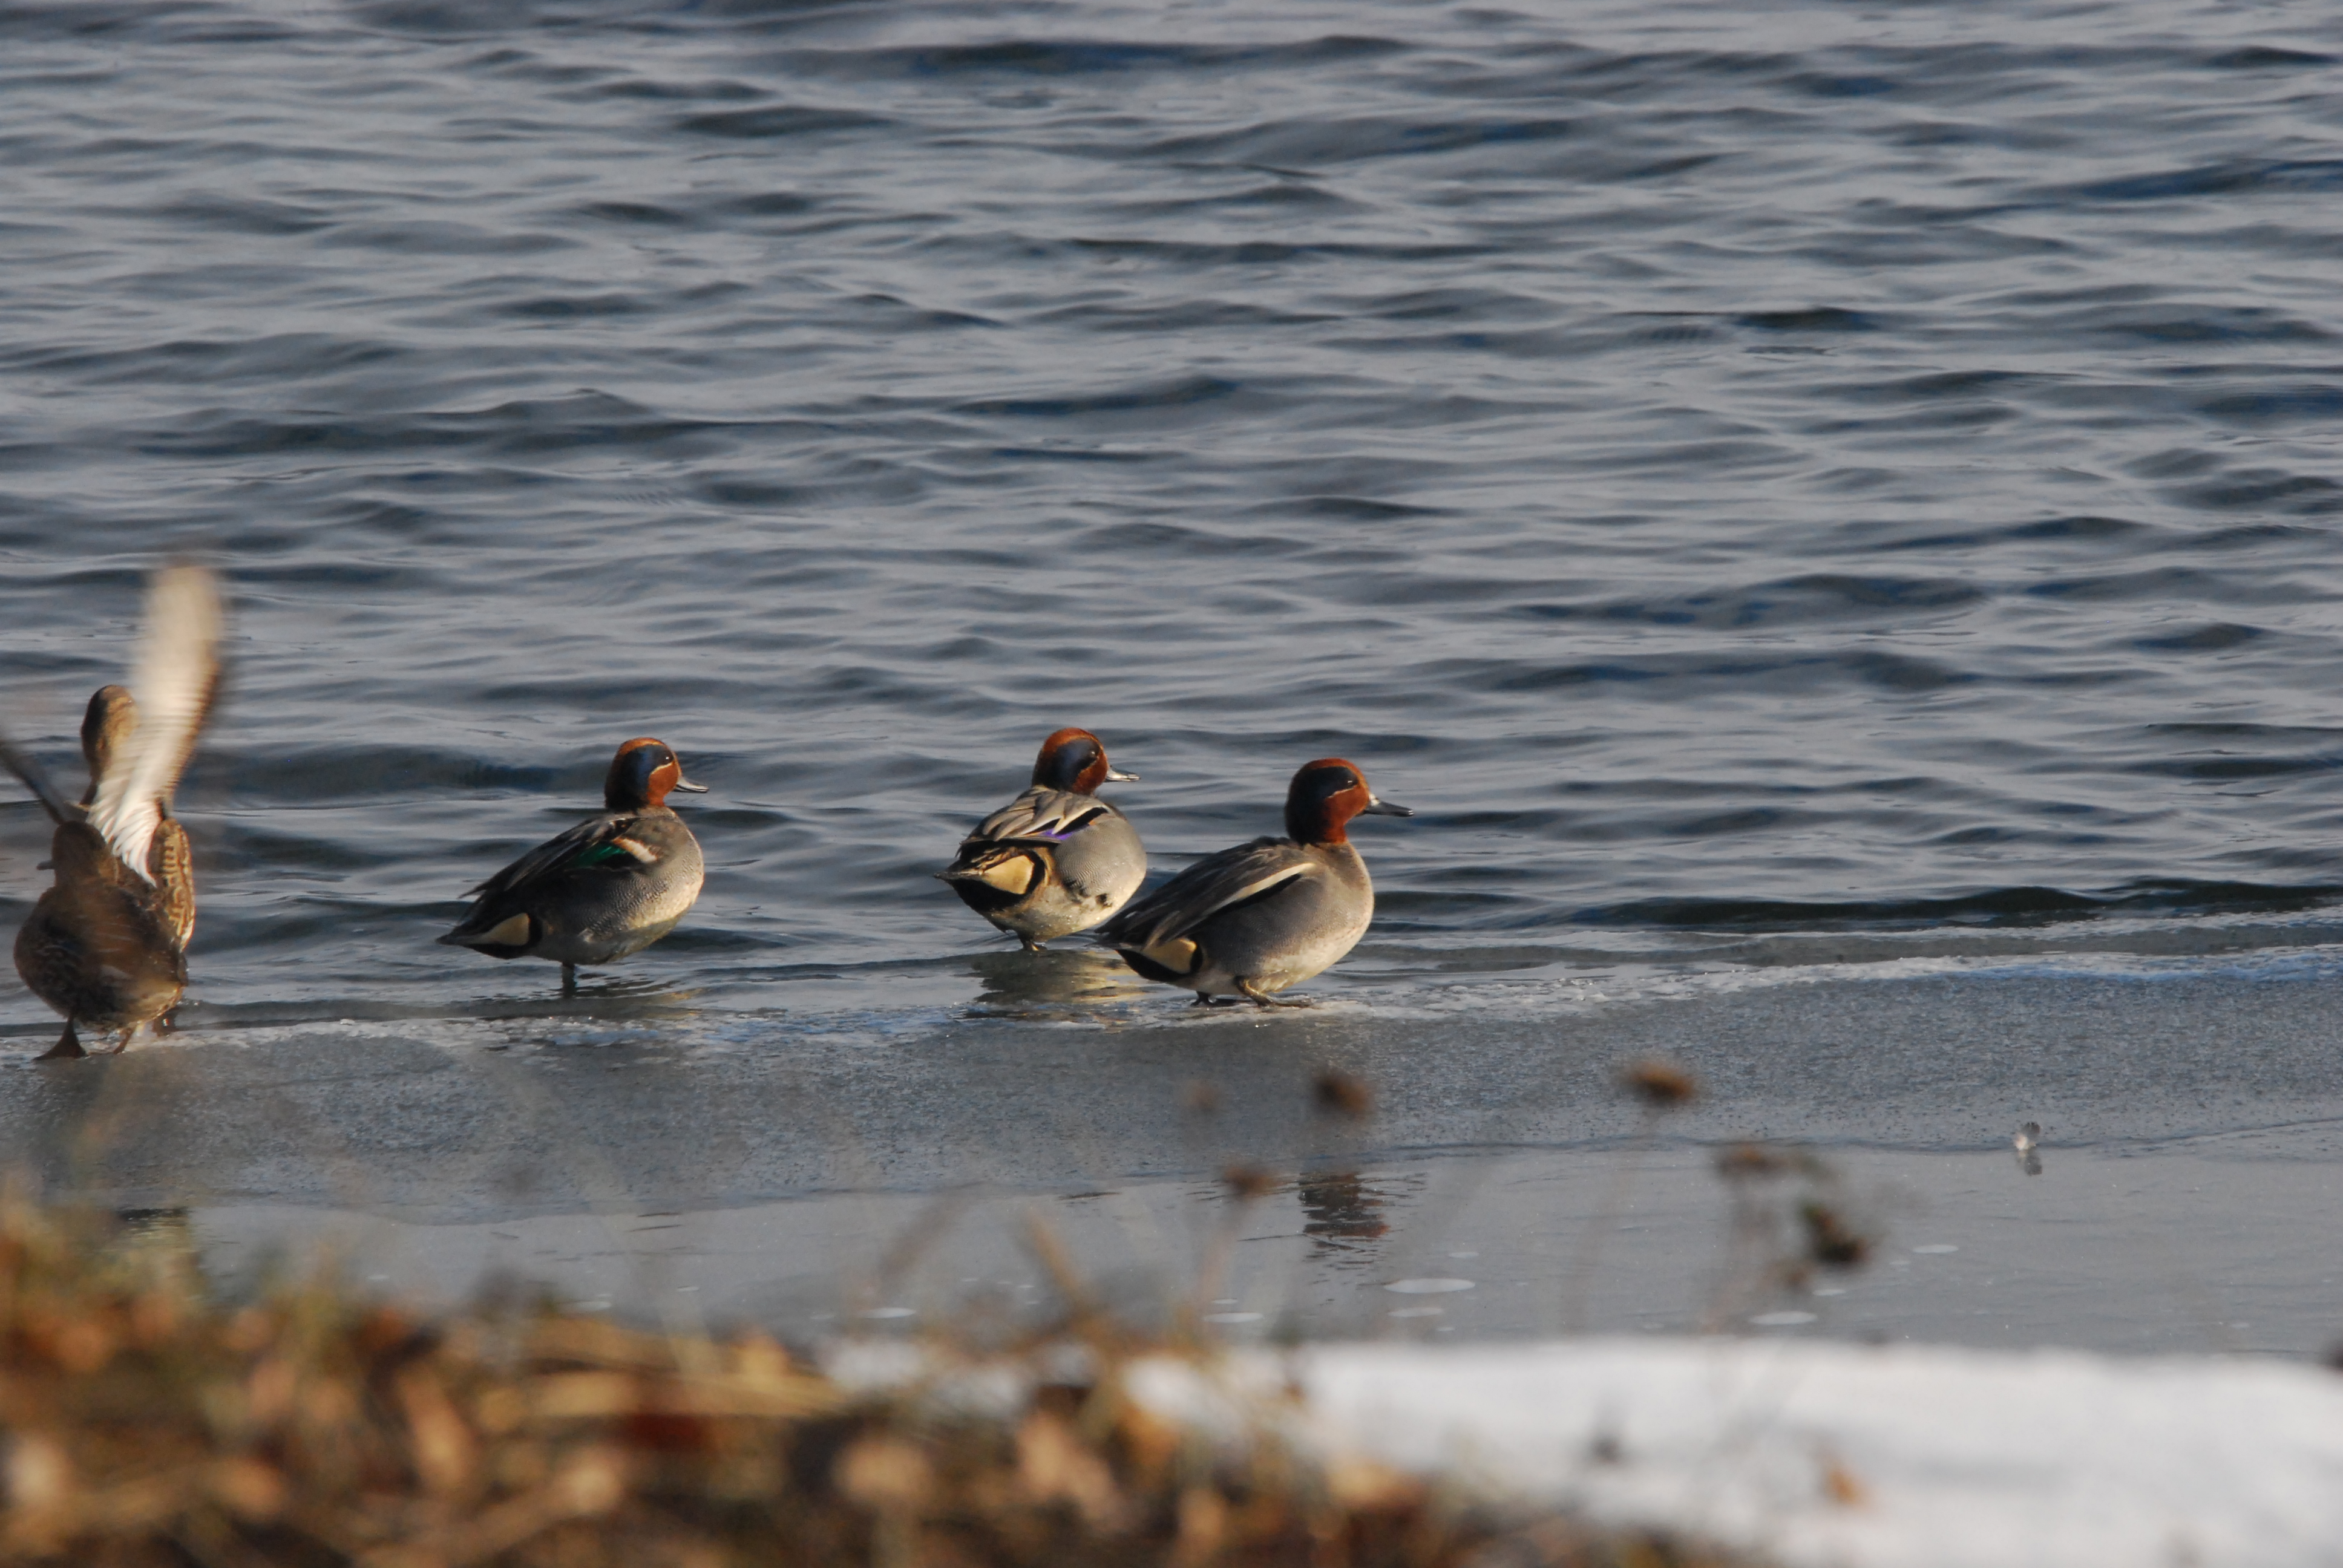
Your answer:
[1,564,224,1059]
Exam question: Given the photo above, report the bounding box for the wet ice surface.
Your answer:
[168,1144,2343,1358]
[14,944,2343,1358]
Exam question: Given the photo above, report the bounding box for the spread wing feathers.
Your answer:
[0,733,77,825]
[963,787,1110,848]
[88,565,224,881]
[458,813,650,904]
[1098,837,1314,952]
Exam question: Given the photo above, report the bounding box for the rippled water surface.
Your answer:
[2,0,2341,1345]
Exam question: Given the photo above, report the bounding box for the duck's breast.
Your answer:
[1049,806,1146,913]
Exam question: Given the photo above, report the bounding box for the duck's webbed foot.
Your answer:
[1191,993,1239,1008]
[561,962,578,995]
[37,1022,85,1061]
[1239,980,1309,1008]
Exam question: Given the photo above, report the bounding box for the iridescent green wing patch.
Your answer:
[566,838,641,871]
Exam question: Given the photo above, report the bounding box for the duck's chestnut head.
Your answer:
[1032,727,1136,795]
[605,737,709,810]
[1285,757,1412,845]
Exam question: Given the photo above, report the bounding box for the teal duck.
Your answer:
[941,727,1145,950]
[2,566,224,1057]
[437,737,708,989]
[1096,757,1410,1006]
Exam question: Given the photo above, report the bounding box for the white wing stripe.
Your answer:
[1193,867,1309,923]
[88,564,223,881]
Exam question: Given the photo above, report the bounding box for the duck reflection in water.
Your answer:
[966,944,1147,1014]
[116,1206,195,1253]
[1298,1170,1392,1255]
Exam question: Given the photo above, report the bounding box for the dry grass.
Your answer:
[0,1190,1748,1568]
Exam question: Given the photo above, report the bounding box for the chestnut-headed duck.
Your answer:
[1096,757,1410,1006]
[942,727,1144,951]
[438,737,708,990]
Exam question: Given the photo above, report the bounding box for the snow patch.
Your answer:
[1129,1338,2343,1567]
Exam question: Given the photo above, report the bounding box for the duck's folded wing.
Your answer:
[88,564,224,880]
[963,787,1110,849]
[1098,837,1312,950]
[460,813,652,903]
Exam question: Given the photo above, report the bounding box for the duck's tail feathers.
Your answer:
[941,844,1043,896]
[88,564,226,881]
[0,731,76,825]
[438,909,536,955]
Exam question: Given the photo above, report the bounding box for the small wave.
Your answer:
[2060,158,2343,204]
[1508,573,1985,632]
[673,103,890,139]
[1587,880,2341,931]
[956,374,1242,420]
[1138,114,1575,168]
[772,36,1407,81]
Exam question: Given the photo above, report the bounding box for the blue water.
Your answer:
[7,0,2343,1351]
[8,0,2343,1027]
[9,4,2343,975]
